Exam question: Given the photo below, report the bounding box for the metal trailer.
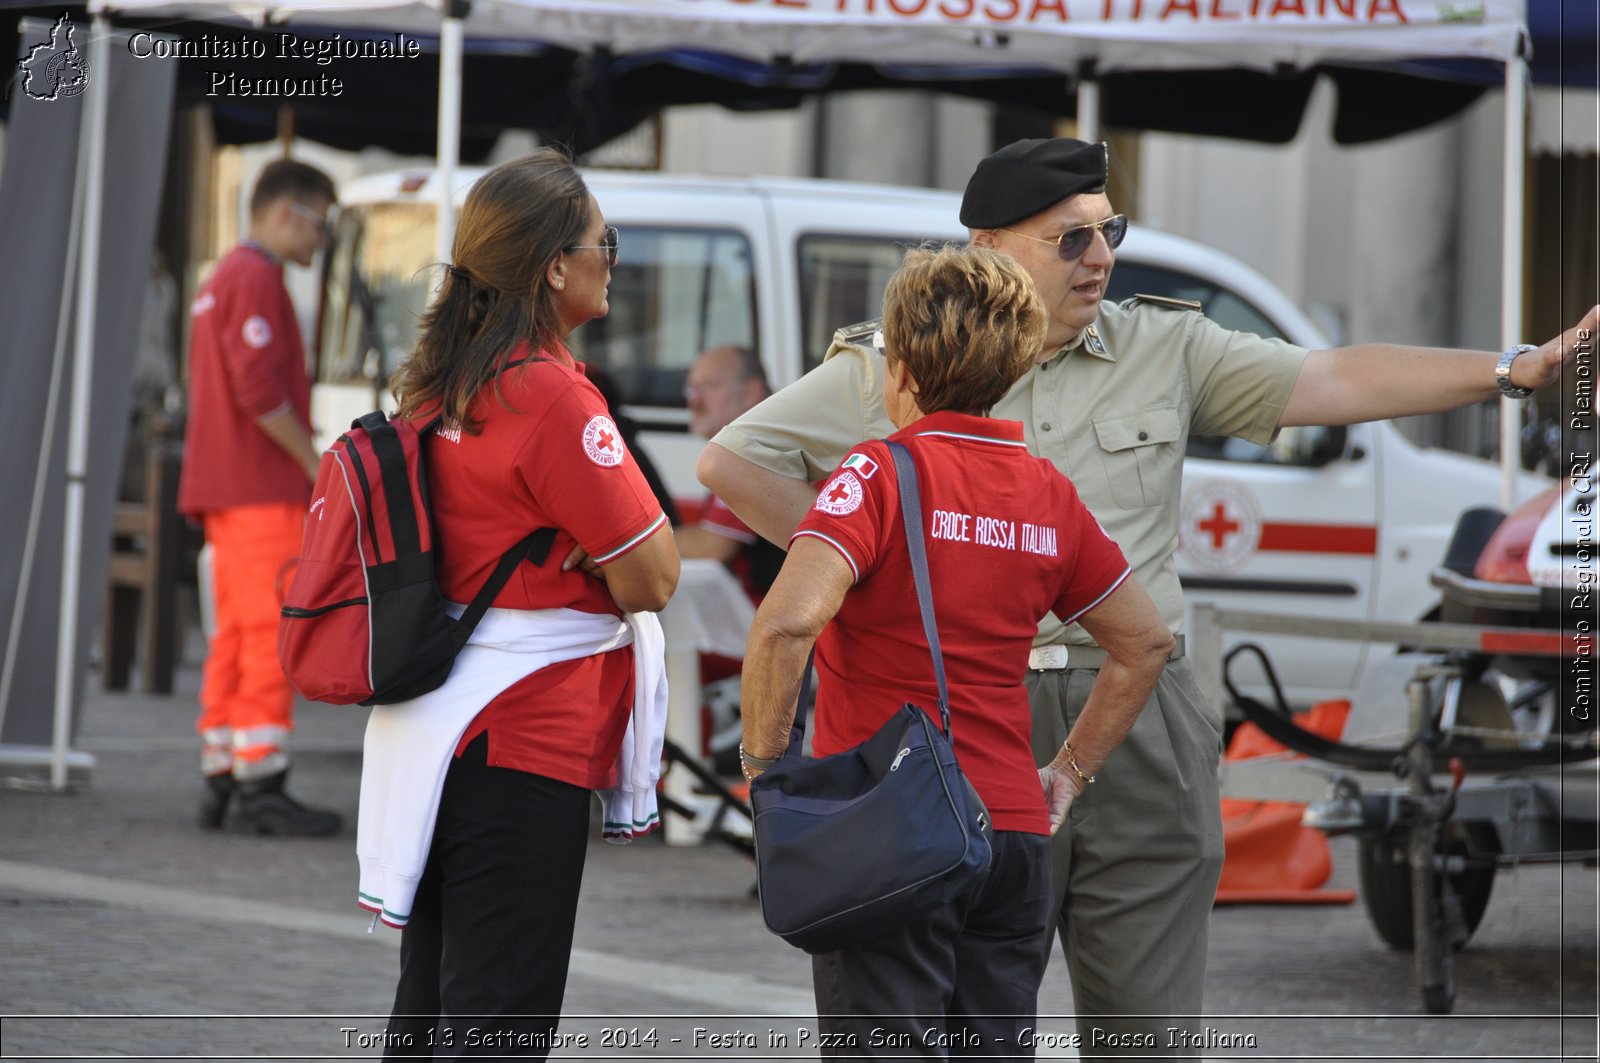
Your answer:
[1195,604,1598,1015]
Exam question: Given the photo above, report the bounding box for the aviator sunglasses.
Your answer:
[1000,213,1127,261]
[565,224,620,267]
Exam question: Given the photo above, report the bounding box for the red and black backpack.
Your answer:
[277,409,554,705]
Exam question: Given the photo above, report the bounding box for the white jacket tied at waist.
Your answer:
[356,605,668,929]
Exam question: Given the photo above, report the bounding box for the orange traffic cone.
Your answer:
[1215,700,1357,905]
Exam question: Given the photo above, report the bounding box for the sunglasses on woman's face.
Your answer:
[565,225,619,267]
[999,213,1127,262]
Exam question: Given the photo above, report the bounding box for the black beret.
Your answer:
[959,138,1108,230]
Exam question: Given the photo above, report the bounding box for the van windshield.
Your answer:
[316,206,757,422]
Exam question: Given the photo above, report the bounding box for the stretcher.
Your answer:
[1198,604,1598,1014]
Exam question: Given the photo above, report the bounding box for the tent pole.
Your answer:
[1077,73,1101,144]
[436,1,467,268]
[1499,54,1527,511]
[52,14,113,791]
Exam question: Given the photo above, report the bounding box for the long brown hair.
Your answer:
[391,148,590,431]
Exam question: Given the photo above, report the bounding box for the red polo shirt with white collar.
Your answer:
[428,345,668,789]
[178,242,314,516]
[792,410,1131,834]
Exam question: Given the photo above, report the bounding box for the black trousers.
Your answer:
[385,733,593,1060]
[811,829,1051,1060]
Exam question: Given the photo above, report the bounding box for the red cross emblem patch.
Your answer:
[582,415,626,468]
[814,471,864,516]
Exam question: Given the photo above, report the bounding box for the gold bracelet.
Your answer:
[1061,741,1096,785]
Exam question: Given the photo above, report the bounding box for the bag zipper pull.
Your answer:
[890,747,912,771]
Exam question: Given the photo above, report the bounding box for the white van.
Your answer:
[312,167,1542,706]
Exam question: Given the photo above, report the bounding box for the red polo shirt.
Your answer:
[178,243,314,516]
[699,494,758,544]
[428,345,668,789]
[792,411,1131,834]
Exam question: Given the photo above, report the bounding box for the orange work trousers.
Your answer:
[196,502,304,781]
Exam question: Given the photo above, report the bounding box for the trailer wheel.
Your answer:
[1358,824,1497,951]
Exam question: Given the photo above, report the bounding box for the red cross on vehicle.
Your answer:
[1197,502,1240,549]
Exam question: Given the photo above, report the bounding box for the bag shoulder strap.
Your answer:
[785,441,952,753]
[887,440,952,739]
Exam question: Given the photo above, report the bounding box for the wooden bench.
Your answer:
[103,440,194,694]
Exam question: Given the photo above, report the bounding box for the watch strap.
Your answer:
[1496,344,1538,399]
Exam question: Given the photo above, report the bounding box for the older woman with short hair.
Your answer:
[740,245,1173,1058]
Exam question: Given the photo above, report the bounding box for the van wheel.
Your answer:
[1358,823,1496,951]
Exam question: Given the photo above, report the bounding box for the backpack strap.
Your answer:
[357,410,423,563]
[450,526,559,650]
[388,407,555,653]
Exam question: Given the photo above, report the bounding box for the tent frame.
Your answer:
[37,0,1534,789]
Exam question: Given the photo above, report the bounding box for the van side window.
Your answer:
[1104,262,1336,467]
[570,227,758,415]
[315,212,757,420]
[797,234,942,374]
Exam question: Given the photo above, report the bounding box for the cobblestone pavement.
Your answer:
[1,660,1594,1062]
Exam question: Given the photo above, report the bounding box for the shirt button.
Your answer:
[1041,422,1052,432]
[1138,430,1149,441]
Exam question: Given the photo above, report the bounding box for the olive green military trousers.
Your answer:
[1027,658,1226,1061]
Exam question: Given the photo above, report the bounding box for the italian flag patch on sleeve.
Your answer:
[841,453,878,479]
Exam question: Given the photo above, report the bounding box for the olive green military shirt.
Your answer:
[711,296,1310,647]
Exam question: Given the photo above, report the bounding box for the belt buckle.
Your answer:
[1029,644,1068,671]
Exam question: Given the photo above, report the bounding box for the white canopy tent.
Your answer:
[43,0,1532,788]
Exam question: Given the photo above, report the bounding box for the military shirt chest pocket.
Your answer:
[1091,405,1183,509]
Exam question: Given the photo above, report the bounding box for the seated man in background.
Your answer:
[678,345,783,597]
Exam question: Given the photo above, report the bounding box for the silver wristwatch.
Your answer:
[1495,344,1538,399]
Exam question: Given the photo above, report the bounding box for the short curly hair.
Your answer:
[881,244,1045,417]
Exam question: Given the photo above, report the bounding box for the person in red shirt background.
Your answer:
[740,245,1173,1056]
[177,158,341,836]
[372,149,678,1058]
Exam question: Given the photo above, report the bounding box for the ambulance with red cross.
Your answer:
[312,167,1546,708]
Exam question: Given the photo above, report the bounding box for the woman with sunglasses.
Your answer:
[360,149,677,1059]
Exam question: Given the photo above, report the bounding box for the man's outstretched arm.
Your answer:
[1281,307,1598,428]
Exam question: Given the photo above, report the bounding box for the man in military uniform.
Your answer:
[702,137,1597,1055]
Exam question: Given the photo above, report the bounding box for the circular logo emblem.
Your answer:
[1178,480,1263,575]
[46,50,89,99]
[582,415,625,467]
[242,315,273,349]
[814,472,864,516]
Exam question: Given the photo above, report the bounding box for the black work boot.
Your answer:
[197,772,235,830]
[233,770,342,836]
